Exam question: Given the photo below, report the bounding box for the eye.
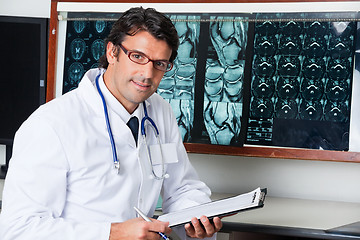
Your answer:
[130,52,147,63]
[132,53,143,59]
[155,61,166,68]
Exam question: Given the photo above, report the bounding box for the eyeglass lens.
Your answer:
[120,44,172,72]
[128,52,172,72]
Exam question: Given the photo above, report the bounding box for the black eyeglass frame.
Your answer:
[118,44,173,72]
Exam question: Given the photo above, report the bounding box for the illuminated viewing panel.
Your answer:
[61,11,359,151]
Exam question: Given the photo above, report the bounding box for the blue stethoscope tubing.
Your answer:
[95,73,167,179]
[141,102,159,136]
[95,74,119,171]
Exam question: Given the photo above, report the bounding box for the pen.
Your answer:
[134,206,170,240]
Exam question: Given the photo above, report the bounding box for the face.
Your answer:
[103,30,172,113]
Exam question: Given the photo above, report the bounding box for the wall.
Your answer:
[1,0,360,204]
[0,0,50,18]
[190,153,360,202]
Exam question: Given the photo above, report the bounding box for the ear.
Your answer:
[106,42,117,65]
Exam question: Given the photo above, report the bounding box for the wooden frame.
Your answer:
[47,0,360,163]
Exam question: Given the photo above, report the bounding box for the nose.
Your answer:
[141,61,156,79]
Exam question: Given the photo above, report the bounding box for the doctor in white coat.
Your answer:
[0,7,222,240]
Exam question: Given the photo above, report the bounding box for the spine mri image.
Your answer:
[248,13,355,150]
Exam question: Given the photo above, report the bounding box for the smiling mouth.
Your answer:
[132,80,150,89]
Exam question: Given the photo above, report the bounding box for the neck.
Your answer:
[102,70,139,114]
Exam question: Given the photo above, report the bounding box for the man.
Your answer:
[0,7,222,240]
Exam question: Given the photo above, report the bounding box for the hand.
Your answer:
[184,216,222,239]
[109,217,172,240]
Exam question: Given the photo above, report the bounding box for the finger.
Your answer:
[137,221,162,240]
[191,217,206,238]
[213,217,223,232]
[185,222,195,237]
[148,220,171,235]
[200,216,215,236]
[165,227,172,235]
[152,219,172,234]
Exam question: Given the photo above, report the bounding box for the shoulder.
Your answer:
[146,93,174,117]
[148,93,170,105]
[29,68,102,125]
[34,89,82,121]
[18,87,87,137]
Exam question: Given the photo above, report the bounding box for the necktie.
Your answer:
[127,116,139,146]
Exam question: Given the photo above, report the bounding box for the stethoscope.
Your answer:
[95,73,168,180]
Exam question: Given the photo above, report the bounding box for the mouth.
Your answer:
[132,79,151,90]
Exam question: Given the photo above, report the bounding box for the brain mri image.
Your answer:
[67,62,84,87]
[70,38,86,61]
[63,19,112,93]
[94,20,106,34]
[73,20,86,34]
[91,39,105,61]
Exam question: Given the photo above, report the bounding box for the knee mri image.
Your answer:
[203,16,247,145]
[159,14,249,145]
[62,12,359,150]
[159,15,200,142]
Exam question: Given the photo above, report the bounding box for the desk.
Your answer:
[1,193,359,239]
[214,194,360,239]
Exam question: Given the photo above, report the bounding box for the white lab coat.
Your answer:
[0,68,215,240]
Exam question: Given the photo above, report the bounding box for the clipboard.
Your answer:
[157,187,267,227]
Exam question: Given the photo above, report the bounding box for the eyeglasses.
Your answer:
[119,44,173,72]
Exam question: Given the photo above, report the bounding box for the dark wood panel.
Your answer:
[46,0,58,102]
[54,0,360,2]
[184,143,360,163]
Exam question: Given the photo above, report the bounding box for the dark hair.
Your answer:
[99,7,179,69]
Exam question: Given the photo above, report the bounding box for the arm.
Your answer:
[159,101,223,239]
[0,107,174,240]
[0,116,110,240]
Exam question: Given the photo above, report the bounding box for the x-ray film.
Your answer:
[247,13,356,150]
[62,13,117,93]
[163,14,249,145]
[61,11,359,151]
